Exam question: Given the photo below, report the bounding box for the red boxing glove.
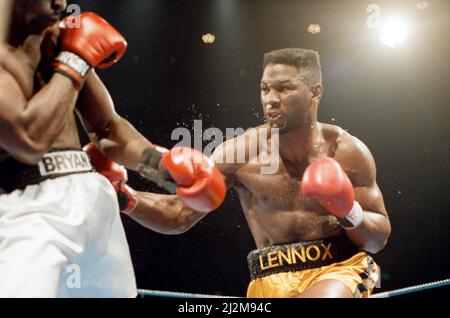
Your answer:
[84,143,137,214]
[301,157,363,228]
[54,12,127,87]
[83,143,127,182]
[139,146,226,213]
[112,181,138,215]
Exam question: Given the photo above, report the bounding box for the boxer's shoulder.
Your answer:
[0,45,35,99]
[210,127,261,178]
[213,126,258,159]
[319,123,369,158]
[322,124,376,185]
[319,122,347,143]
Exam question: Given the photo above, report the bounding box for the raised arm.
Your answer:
[301,134,391,253]
[0,51,78,164]
[335,135,391,253]
[84,143,226,234]
[0,12,129,164]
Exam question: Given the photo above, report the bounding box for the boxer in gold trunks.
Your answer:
[90,48,391,298]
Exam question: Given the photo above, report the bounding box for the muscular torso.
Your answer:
[0,40,81,163]
[223,124,351,248]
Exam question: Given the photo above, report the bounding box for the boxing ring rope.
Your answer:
[370,278,450,298]
[137,277,450,298]
[137,289,238,298]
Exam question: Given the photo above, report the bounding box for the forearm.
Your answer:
[344,211,391,254]
[93,116,153,170]
[14,74,77,163]
[127,192,207,234]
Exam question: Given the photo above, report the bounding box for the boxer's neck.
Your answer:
[8,17,28,47]
[278,120,321,165]
[8,16,46,47]
[7,21,45,72]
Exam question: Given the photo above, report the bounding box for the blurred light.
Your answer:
[307,24,321,34]
[202,33,216,44]
[416,1,429,11]
[379,17,409,48]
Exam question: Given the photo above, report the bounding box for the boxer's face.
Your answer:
[15,0,66,34]
[260,63,313,133]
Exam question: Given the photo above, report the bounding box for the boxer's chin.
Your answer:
[267,120,289,134]
[29,16,59,34]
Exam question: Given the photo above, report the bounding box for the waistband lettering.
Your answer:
[258,242,334,271]
[38,151,92,176]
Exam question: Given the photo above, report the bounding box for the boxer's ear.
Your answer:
[311,83,323,102]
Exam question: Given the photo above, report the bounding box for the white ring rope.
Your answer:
[370,278,450,298]
[137,277,450,298]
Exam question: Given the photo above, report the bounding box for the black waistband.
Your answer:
[247,236,360,280]
[0,148,94,193]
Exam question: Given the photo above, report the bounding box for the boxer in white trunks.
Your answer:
[0,0,225,297]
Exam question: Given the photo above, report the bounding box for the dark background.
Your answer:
[71,0,449,297]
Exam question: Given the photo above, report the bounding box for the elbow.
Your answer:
[364,226,391,254]
[376,218,392,253]
[363,215,392,254]
[16,137,51,165]
[364,237,389,254]
[9,139,49,165]
[8,119,51,165]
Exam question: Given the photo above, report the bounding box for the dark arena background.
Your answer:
[70,0,449,298]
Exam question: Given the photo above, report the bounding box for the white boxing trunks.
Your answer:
[0,151,136,298]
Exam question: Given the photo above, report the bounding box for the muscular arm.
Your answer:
[127,192,207,234]
[78,72,233,231]
[335,135,391,254]
[128,137,238,233]
[0,65,78,164]
[76,72,197,231]
[76,70,153,170]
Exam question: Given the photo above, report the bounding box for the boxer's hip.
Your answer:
[247,236,359,280]
[0,150,136,297]
[246,236,379,298]
[0,148,95,193]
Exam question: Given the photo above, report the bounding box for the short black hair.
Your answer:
[263,48,322,86]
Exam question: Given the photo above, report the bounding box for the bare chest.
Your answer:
[2,49,37,99]
[235,162,318,212]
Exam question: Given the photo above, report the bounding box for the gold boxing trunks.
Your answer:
[246,236,379,298]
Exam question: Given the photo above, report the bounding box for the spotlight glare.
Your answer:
[379,17,409,48]
[202,33,215,44]
[307,24,321,34]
